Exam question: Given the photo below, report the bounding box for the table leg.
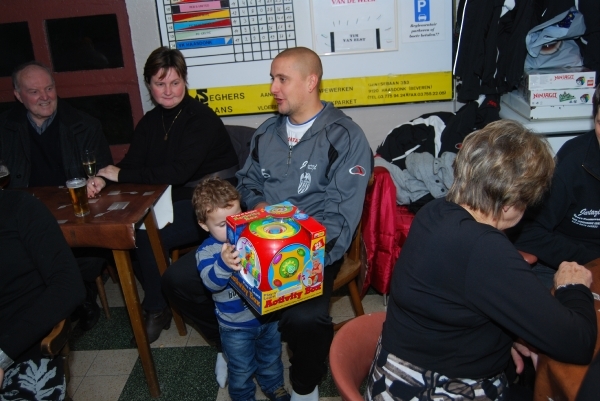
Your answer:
[143,207,188,336]
[112,249,160,398]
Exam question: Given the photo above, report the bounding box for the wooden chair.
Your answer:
[329,312,386,400]
[95,273,111,319]
[331,172,375,331]
[333,222,366,331]
[41,319,72,400]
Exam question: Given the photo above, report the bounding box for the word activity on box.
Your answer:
[161,0,297,66]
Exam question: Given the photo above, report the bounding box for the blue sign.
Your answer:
[414,0,430,22]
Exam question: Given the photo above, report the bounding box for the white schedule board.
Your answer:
[156,0,452,116]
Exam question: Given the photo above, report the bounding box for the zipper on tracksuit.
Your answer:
[583,164,600,182]
[285,145,292,177]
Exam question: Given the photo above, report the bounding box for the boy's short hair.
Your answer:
[192,178,240,223]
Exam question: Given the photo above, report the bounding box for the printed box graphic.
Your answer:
[519,86,596,106]
[523,67,596,90]
[226,202,326,315]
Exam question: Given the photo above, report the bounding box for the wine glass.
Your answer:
[81,150,97,178]
[0,160,9,189]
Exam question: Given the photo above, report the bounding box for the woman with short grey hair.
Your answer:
[365,120,596,400]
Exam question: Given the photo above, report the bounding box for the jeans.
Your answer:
[220,321,284,401]
[135,199,206,312]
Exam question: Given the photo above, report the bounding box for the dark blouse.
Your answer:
[117,94,238,201]
[382,198,596,379]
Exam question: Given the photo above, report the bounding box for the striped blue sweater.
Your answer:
[196,236,261,329]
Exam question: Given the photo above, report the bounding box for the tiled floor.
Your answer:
[67,275,387,400]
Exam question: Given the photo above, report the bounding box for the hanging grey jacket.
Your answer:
[236,102,373,266]
[375,153,455,205]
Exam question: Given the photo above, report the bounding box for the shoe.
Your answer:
[77,301,101,331]
[131,307,172,346]
[215,352,228,388]
[291,386,318,401]
[265,386,290,401]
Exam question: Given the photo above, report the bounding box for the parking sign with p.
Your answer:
[414,0,430,22]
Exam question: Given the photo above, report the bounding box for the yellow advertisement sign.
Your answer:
[188,71,452,117]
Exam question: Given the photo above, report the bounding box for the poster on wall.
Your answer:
[311,0,397,55]
[155,0,452,116]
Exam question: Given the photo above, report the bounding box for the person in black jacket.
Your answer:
[0,190,85,400]
[365,120,596,400]
[0,61,113,332]
[98,47,238,345]
[0,61,111,195]
[511,85,600,289]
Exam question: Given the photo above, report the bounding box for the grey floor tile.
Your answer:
[69,350,99,377]
[103,276,145,308]
[68,375,84,399]
[87,349,139,376]
[150,323,191,349]
[73,375,129,401]
[361,294,387,314]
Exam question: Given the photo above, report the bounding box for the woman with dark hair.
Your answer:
[365,120,597,400]
[512,85,600,289]
[98,47,238,344]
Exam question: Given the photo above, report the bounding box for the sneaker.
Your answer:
[265,386,291,401]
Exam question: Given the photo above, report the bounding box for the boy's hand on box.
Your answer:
[221,243,241,271]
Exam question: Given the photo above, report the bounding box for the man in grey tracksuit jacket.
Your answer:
[236,48,372,400]
[237,102,372,267]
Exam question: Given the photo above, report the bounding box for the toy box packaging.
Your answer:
[502,90,593,120]
[523,67,596,90]
[519,86,596,107]
[226,202,326,315]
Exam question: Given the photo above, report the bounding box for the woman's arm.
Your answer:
[468,234,596,365]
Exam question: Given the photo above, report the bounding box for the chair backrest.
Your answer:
[109,144,130,165]
[41,319,70,357]
[329,311,386,401]
[225,125,256,169]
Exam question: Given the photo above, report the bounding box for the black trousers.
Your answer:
[161,251,342,395]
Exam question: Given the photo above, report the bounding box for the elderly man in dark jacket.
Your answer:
[0,61,111,194]
[0,61,113,331]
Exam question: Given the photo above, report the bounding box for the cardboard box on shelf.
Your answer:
[502,91,593,120]
[519,86,596,106]
[523,67,596,90]
[226,202,326,315]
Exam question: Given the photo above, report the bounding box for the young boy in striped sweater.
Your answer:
[193,178,290,401]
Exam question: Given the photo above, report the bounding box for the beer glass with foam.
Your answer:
[66,178,90,217]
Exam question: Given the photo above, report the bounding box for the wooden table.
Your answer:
[23,183,187,398]
[534,258,600,401]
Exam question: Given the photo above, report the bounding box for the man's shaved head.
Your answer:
[274,47,323,84]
